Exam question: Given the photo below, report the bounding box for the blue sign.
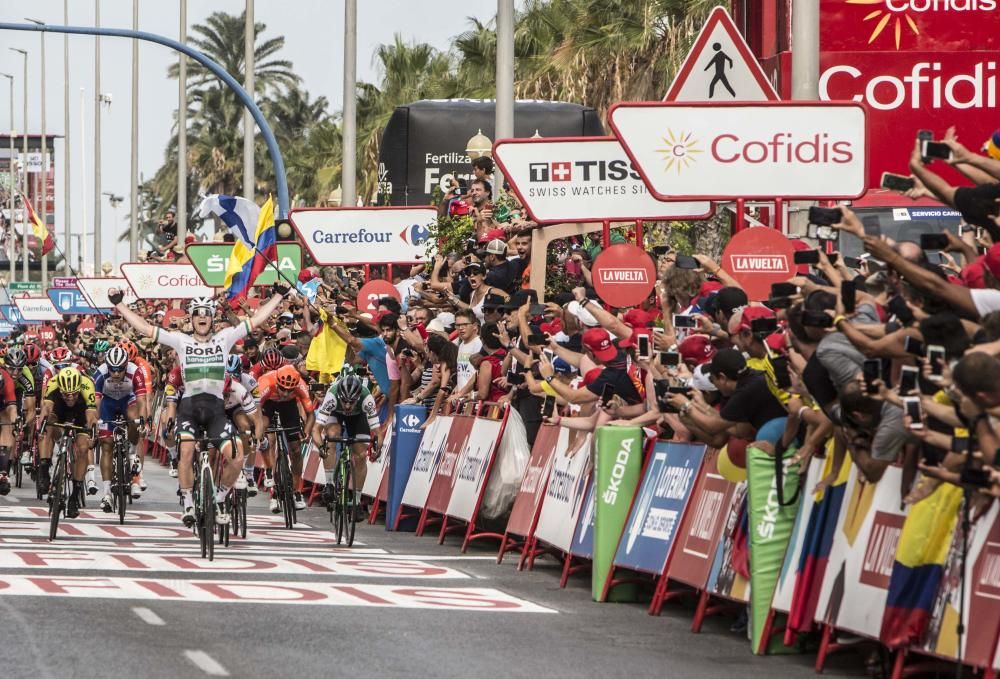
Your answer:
[0,320,15,336]
[570,478,596,560]
[0,304,41,325]
[386,404,428,531]
[47,288,98,315]
[613,442,706,575]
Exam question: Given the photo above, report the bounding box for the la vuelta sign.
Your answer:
[609,101,868,200]
[120,263,216,300]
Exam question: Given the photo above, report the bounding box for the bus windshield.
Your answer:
[837,205,963,259]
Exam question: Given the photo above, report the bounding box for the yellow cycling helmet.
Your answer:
[56,366,83,394]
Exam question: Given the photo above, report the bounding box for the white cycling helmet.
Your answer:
[187,297,217,315]
[105,345,129,371]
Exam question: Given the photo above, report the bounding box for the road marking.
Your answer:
[131,606,165,626]
[183,650,229,676]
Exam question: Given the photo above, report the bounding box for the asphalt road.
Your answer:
[0,463,865,679]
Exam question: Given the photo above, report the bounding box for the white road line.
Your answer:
[131,606,165,626]
[183,650,229,677]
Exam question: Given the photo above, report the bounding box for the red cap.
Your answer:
[539,319,562,336]
[479,228,507,243]
[984,243,1000,279]
[298,267,317,283]
[765,331,788,355]
[623,308,656,329]
[582,366,604,387]
[729,305,776,334]
[696,280,724,298]
[961,257,986,289]
[677,334,717,366]
[582,328,617,362]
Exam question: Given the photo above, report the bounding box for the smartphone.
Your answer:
[899,365,920,395]
[662,351,680,367]
[952,435,971,454]
[880,172,916,192]
[528,303,546,317]
[926,344,946,382]
[770,354,793,390]
[888,296,915,326]
[918,129,933,143]
[673,315,697,329]
[793,250,821,265]
[652,245,671,256]
[801,309,834,328]
[921,140,953,161]
[767,296,792,310]
[863,358,881,395]
[903,335,924,356]
[960,467,993,488]
[771,282,797,298]
[816,225,837,241]
[526,333,547,346]
[541,396,555,419]
[808,206,843,226]
[599,383,614,407]
[903,396,924,429]
[636,334,652,361]
[920,233,950,251]
[653,379,675,413]
[675,255,699,269]
[750,316,778,335]
[542,348,555,364]
[841,280,857,314]
[842,256,862,269]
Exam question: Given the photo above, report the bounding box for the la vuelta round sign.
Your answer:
[720,227,796,302]
[592,244,657,308]
[609,101,868,200]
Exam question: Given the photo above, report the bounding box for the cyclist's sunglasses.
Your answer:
[109,367,127,375]
[191,308,213,318]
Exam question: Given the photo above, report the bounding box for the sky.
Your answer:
[0,0,511,271]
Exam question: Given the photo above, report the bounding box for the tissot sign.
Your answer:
[289,207,437,265]
[609,102,867,200]
[492,137,712,223]
[120,263,215,300]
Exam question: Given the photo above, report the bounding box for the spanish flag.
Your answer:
[20,192,53,255]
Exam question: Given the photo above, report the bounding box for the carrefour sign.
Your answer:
[289,207,437,265]
[609,101,868,200]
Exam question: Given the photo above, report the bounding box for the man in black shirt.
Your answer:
[537,326,642,406]
[479,239,520,295]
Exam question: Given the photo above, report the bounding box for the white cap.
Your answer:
[690,364,717,392]
[566,300,599,327]
[436,311,456,329]
[426,318,447,334]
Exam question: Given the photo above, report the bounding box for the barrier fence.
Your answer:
[143,398,1000,677]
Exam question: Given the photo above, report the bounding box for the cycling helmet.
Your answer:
[56,366,83,394]
[118,339,139,363]
[48,346,72,364]
[337,374,363,404]
[275,365,300,391]
[23,343,40,365]
[260,347,284,372]
[6,347,25,369]
[187,297,217,315]
[226,354,243,376]
[93,339,111,353]
[105,346,129,371]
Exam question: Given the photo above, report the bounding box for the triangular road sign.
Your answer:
[664,7,778,102]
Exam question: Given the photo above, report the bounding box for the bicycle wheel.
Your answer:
[48,454,65,542]
[235,488,247,539]
[343,461,357,547]
[220,494,231,548]
[334,458,347,545]
[277,452,295,530]
[13,448,22,489]
[116,445,129,525]
[200,464,215,561]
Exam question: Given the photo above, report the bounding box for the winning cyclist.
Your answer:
[257,363,315,512]
[38,367,98,518]
[109,286,288,527]
[312,372,382,514]
[93,346,149,512]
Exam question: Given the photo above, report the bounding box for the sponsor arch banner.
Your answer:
[492,137,712,224]
[289,207,437,266]
[608,101,868,201]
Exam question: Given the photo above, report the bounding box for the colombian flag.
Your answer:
[879,483,962,648]
[20,192,53,255]
[223,195,277,308]
[785,442,851,643]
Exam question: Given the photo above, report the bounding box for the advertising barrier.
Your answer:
[386,405,427,531]
[592,426,644,602]
[399,415,451,515]
[417,413,475,535]
[499,424,561,567]
[361,429,392,500]
[533,431,592,563]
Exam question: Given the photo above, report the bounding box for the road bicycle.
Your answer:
[42,421,93,542]
[266,414,300,530]
[320,435,362,547]
[109,414,132,525]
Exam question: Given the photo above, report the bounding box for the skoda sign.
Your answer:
[609,101,868,200]
[492,137,712,224]
[289,207,437,266]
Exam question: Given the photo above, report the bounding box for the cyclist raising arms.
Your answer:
[313,372,382,512]
[109,285,289,527]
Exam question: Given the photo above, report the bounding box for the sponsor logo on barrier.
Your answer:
[400,413,422,434]
[602,438,635,505]
[860,510,906,589]
[730,255,790,274]
[975,542,1000,599]
[756,470,783,540]
[520,464,544,494]
[684,483,726,558]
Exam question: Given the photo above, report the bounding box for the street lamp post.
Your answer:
[495,0,514,200]
[63,0,71,275]
[25,18,47,288]
[243,0,254,201]
[130,0,139,262]
[94,0,102,283]
[10,47,28,282]
[342,0,357,207]
[103,191,123,266]
[1,72,13,284]
[178,0,188,249]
